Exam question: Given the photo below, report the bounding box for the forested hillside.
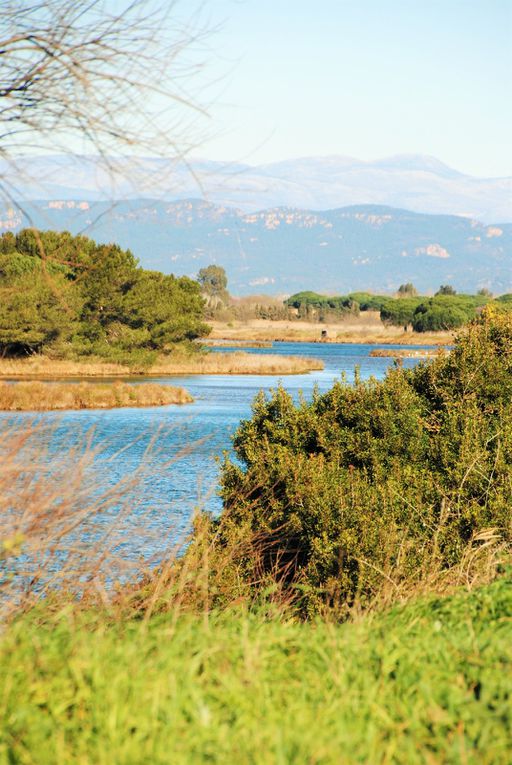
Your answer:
[3,200,510,294]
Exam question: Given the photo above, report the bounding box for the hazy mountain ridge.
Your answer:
[2,199,510,295]
[1,153,510,222]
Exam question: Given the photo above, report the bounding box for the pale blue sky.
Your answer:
[196,0,512,176]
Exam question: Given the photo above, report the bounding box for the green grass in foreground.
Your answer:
[1,579,511,765]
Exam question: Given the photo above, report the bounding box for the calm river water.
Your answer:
[2,342,428,560]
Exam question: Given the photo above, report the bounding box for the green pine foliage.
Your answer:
[0,229,210,360]
[285,286,504,331]
[285,291,359,319]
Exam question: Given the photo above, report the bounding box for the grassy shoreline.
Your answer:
[208,316,454,346]
[0,381,193,410]
[1,578,510,764]
[0,352,323,379]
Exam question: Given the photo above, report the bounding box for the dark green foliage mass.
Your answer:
[197,264,228,298]
[285,291,358,319]
[347,292,391,312]
[397,282,418,297]
[436,284,457,296]
[380,296,422,328]
[209,310,512,615]
[0,229,209,359]
[380,292,492,331]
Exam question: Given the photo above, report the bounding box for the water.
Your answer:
[1,342,426,561]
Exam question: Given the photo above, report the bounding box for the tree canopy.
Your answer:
[0,229,209,360]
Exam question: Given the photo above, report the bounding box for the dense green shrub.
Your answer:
[204,310,512,615]
[0,229,210,358]
[410,293,490,332]
[412,301,468,331]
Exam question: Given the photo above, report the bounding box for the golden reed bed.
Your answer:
[208,317,454,346]
[0,352,323,379]
[369,348,448,359]
[0,381,193,410]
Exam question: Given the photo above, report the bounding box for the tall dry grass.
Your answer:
[208,316,455,345]
[0,381,192,410]
[1,424,507,623]
[0,421,200,619]
[0,352,323,378]
[117,500,510,624]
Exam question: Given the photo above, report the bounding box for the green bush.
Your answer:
[347,292,391,312]
[204,310,512,615]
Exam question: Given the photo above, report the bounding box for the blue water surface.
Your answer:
[1,342,426,560]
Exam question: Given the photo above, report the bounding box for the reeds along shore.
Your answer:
[207,317,455,346]
[0,381,193,410]
[0,352,323,378]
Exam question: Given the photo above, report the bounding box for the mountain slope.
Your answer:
[1,153,510,222]
[3,199,510,295]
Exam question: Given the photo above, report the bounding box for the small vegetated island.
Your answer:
[0,230,321,407]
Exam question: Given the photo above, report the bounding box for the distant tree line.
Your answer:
[285,284,512,332]
[0,230,209,363]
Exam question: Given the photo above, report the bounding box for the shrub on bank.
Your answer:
[196,310,512,615]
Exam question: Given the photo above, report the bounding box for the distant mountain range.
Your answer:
[2,199,510,295]
[2,153,511,222]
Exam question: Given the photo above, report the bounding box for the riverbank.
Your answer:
[0,381,193,410]
[369,347,448,359]
[0,352,323,379]
[2,578,509,764]
[208,314,454,346]
[200,339,273,348]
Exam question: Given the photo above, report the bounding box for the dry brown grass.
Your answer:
[117,506,510,623]
[208,314,454,346]
[200,339,273,348]
[0,352,323,378]
[0,381,193,410]
[369,348,448,359]
[0,424,159,617]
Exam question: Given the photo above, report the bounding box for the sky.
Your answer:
[194,0,512,177]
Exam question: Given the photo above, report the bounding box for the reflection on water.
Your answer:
[0,342,425,560]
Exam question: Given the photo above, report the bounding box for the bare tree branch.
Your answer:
[0,0,215,204]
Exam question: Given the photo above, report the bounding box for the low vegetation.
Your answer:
[208,317,454,345]
[1,579,510,764]
[285,286,504,331]
[1,311,511,764]
[0,381,193,410]
[369,347,445,358]
[0,351,323,378]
